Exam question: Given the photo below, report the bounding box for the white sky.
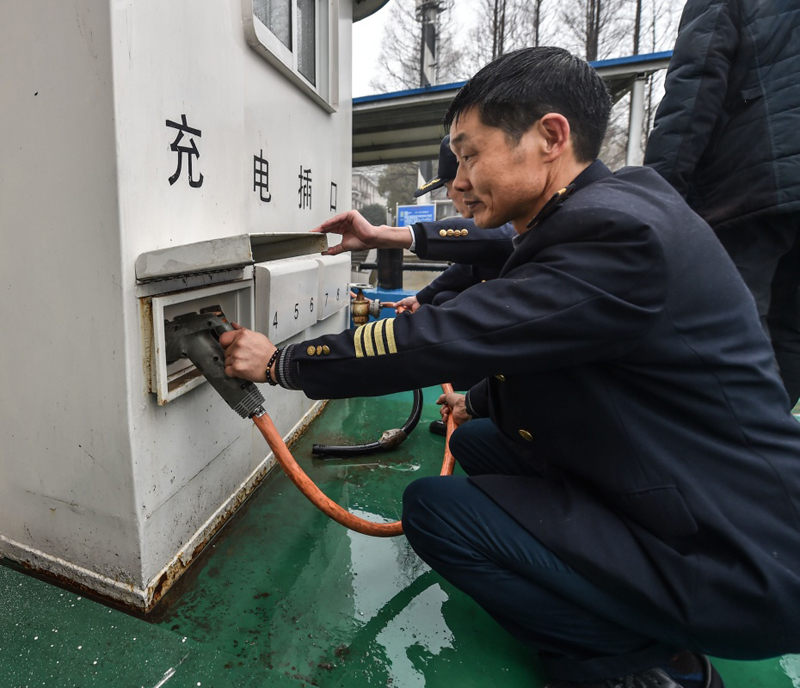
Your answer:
[351,5,390,97]
[351,1,478,98]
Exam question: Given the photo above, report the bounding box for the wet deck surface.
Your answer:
[3,388,800,687]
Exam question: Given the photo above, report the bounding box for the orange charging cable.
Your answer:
[252,383,457,537]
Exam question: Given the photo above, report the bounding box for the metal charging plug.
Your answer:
[164,306,266,418]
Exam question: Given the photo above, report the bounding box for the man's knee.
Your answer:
[449,420,495,474]
[402,476,473,549]
[402,477,441,531]
[448,424,470,459]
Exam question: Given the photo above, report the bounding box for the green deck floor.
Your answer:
[3,388,800,687]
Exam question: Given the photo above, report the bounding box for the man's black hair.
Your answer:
[444,47,612,162]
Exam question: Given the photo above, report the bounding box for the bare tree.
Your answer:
[377,163,420,222]
[633,0,642,53]
[527,0,547,48]
[369,0,468,93]
[640,0,682,153]
[491,0,509,59]
[558,0,629,61]
[539,0,679,167]
[461,0,554,76]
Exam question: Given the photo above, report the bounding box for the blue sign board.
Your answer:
[397,204,436,226]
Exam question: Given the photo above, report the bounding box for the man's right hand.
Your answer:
[219,323,276,384]
[311,210,412,255]
[311,210,381,255]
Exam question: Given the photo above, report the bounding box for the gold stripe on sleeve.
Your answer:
[385,318,398,354]
[374,319,387,356]
[354,324,365,358]
[363,321,376,357]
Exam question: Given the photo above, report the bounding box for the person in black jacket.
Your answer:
[321,135,515,313]
[221,47,800,688]
[644,0,800,408]
[400,134,516,311]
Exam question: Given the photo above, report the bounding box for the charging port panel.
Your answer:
[145,280,254,405]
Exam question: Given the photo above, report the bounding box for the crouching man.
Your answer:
[220,47,800,688]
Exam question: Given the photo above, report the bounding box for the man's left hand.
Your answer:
[436,392,472,426]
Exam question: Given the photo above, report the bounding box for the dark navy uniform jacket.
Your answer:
[644,0,800,229]
[281,161,800,657]
[411,221,515,306]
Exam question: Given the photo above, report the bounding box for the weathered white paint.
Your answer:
[0,0,354,609]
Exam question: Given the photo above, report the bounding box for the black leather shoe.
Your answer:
[546,655,724,688]
[429,420,446,436]
[662,652,724,688]
[546,667,686,688]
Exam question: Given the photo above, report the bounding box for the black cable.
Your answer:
[312,389,423,459]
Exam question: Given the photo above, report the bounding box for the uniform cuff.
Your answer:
[407,226,417,253]
[412,224,428,258]
[464,390,481,419]
[276,344,302,390]
[416,285,435,304]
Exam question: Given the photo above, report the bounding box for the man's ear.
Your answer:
[537,113,571,161]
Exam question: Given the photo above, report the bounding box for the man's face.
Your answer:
[450,108,548,231]
[444,180,473,218]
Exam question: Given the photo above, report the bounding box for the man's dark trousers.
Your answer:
[402,419,686,681]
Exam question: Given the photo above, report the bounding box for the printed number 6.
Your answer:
[294,303,299,319]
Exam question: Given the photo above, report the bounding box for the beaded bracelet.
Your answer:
[265,348,281,386]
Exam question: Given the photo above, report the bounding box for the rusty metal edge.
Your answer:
[141,398,329,612]
[1,399,330,613]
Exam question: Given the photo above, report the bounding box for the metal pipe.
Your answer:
[626,75,647,166]
[359,262,450,272]
[377,248,404,289]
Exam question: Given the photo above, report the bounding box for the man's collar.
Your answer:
[525,160,611,230]
[571,159,612,192]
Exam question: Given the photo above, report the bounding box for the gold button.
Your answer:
[316,345,323,355]
[461,228,468,235]
[495,374,506,381]
[439,229,447,237]
[518,429,533,442]
[306,345,316,356]
[446,229,455,236]
[322,345,331,355]
[454,229,462,237]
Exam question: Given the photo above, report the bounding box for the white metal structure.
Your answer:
[0,0,382,610]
